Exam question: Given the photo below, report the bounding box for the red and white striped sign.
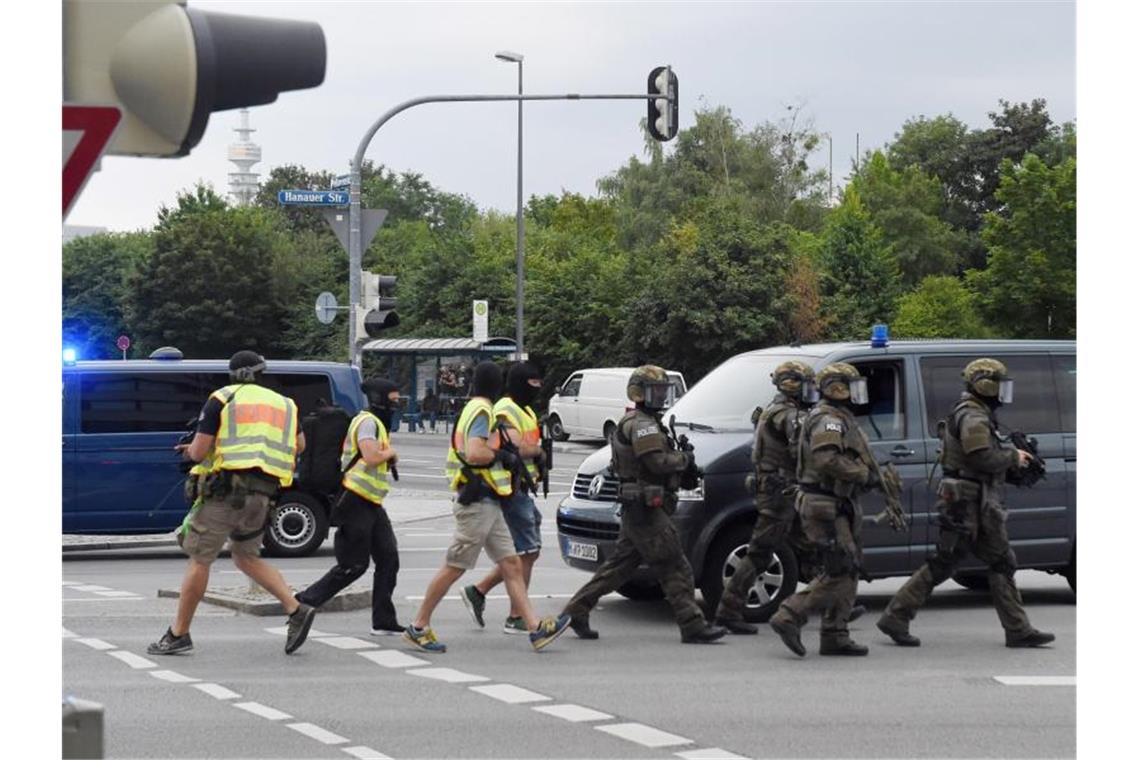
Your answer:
[63,105,121,218]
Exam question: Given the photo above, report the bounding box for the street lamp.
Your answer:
[495,50,525,360]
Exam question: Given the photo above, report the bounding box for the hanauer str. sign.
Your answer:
[277,189,349,206]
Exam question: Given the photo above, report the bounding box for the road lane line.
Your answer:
[62,628,77,638]
[404,592,576,600]
[358,650,431,669]
[994,675,1076,686]
[62,581,81,586]
[149,670,200,684]
[233,701,293,720]
[63,597,144,602]
[676,749,750,759]
[287,722,349,745]
[73,638,117,651]
[194,683,242,700]
[342,746,393,760]
[407,667,490,684]
[531,704,613,722]
[596,723,693,748]
[94,590,140,598]
[72,584,112,592]
[264,626,334,638]
[106,651,156,669]
[469,684,551,704]
[315,636,379,650]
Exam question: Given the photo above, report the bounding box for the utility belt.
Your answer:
[617,482,675,513]
[456,468,500,506]
[940,470,985,486]
[798,482,837,498]
[189,468,280,507]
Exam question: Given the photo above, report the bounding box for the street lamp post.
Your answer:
[496,50,525,360]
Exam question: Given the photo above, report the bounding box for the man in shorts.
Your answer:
[147,351,316,656]
[403,361,569,653]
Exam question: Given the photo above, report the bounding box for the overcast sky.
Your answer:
[65,0,1076,232]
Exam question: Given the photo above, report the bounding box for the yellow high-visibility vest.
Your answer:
[493,397,540,481]
[207,384,299,486]
[341,411,391,505]
[445,398,511,496]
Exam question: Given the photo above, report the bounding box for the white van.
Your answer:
[547,367,687,441]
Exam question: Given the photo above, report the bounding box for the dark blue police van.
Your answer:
[62,350,364,556]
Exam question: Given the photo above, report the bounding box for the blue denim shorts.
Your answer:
[502,491,542,554]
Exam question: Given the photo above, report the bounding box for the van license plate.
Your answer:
[567,541,598,562]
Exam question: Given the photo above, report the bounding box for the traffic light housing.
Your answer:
[360,272,400,338]
[647,66,679,142]
[63,0,326,157]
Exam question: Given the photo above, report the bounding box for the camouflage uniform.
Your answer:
[878,359,1054,648]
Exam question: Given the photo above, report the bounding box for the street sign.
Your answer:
[315,292,338,324]
[116,335,131,352]
[322,208,388,254]
[331,174,351,190]
[277,189,349,206]
[63,104,122,218]
[473,300,489,344]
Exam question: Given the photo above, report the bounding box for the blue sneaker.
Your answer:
[403,624,447,653]
[529,613,571,652]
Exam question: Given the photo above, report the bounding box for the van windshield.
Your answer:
[666,354,819,431]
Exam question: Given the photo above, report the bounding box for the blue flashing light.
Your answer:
[870,324,890,348]
[63,347,78,365]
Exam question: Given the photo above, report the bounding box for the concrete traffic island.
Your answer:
[157,583,372,616]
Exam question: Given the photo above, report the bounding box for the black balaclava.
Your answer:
[507,362,541,407]
[471,361,504,400]
[362,377,399,431]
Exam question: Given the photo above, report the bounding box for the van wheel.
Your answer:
[548,415,569,442]
[602,421,616,441]
[700,523,799,623]
[617,580,664,601]
[263,491,328,558]
[952,572,989,591]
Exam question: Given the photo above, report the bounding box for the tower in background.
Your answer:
[227,109,261,206]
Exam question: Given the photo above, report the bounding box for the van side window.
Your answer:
[850,361,906,440]
[561,376,582,398]
[80,372,207,434]
[258,374,335,417]
[919,355,1061,435]
[1053,354,1075,433]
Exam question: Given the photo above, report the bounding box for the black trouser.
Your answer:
[297,490,400,630]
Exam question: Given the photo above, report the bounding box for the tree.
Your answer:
[893,276,990,338]
[63,231,151,359]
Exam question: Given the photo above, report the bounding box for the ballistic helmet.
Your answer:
[817,362,868,405]
[772,360,815,395]
[228,350,266,383]
[627,365,674,411]
[963,358,1013,404]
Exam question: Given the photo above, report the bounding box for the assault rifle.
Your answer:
[1004,430,1046,488]
[870,460,908,533]
[667,414,702,491]
[495,421,538,496]
[538,414,554,499]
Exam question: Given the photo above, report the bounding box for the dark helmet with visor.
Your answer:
[816,362,868,405]
[963,358,1013,404]
[772,360,817,403]
[627,365,675,412]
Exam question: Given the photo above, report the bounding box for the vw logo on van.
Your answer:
[588,473,607,499]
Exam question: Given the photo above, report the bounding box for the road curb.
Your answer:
[157,584,372,616]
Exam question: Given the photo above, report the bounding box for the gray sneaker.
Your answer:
[460,585,486,628]
[285,603,316,654]
[147,627,193,655]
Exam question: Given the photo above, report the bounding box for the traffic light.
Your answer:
[63,0,326,157]
[647,65,679,142]
[360,272,400,338]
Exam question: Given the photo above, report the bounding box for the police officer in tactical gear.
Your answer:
[769,362,882,657]
[562,366,727,644]
[297,377,403,635]
[877,359,1055,649]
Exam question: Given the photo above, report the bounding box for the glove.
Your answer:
[494,449,521,470]
[863,468,880,491]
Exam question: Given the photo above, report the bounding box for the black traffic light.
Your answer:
[647,66,679,142]
[63,1,326,157]
[362,273,399,338]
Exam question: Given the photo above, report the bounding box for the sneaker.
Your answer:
[147,627,193,655]
[460,585,486,628]
[370,622,405,636]
[503,615,529,635]
[285,603,316,654]
[403,624,447,653]
[529,614,572,651]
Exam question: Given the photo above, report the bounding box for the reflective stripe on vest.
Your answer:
[208,384,298,487]
[445,399,512,495]
[341,411,391,504]
[493,398,541,480]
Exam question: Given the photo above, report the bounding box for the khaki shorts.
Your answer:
[445,497,517,570]
[179,488,272,564]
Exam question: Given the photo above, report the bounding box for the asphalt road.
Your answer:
[63,433,1076,759]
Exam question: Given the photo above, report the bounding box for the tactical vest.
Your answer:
[207,384,299,487]
[445,398,512,496]
[752,394,800,478]
[610,410,670,487]
[340,411,391,504]
[493,397,541,481]
[796,402,865,498]
[939,395,1001,485]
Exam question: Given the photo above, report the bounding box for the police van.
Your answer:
[555,334,1076,620]
[62,349,365,556]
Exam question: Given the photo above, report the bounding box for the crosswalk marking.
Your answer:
[469,683,551,704]
[596,722,693,748]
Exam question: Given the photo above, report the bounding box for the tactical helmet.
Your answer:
[627,365,674,411]
[817,362,867,404]
[962,358,1013,403]
[228,350,266,383]
[772,360,815,395]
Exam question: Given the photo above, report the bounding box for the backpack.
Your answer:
[295,400,352,495]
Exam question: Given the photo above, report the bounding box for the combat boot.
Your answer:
[681,624,727,644]
[769,614,806,657]
[1005,628,1055,648]
[568,616,599,640]
[819,638,869,656]
[876,613,921,647]
[847,604,867,623]
[716,617,759,635]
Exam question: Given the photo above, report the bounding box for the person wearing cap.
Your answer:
[296,377,403,636]
[148,350,315,656]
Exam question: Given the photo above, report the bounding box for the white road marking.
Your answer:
[407,667,490,684]
[63,597,143,603]
[149,670,200,684]
[532,703,613,722]
[994,675,1076,686]
[194,683,242,700]
[72,585,112,592]
[62,580,81,586]
[404,592,577,601]
[358,650,431,668]
[287,722,349,745]
[264,626,333,638]
[107,651,156,669]
[233,701,293,720]
[73,638,116,651]
[62,628,77,638]
[94,590,140,598]
[394,472,448,480]
[469,683,551,704]
[342,746,393,760]
[315,636,379,650]
[596,723,693,748]
[676,748,750,759]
